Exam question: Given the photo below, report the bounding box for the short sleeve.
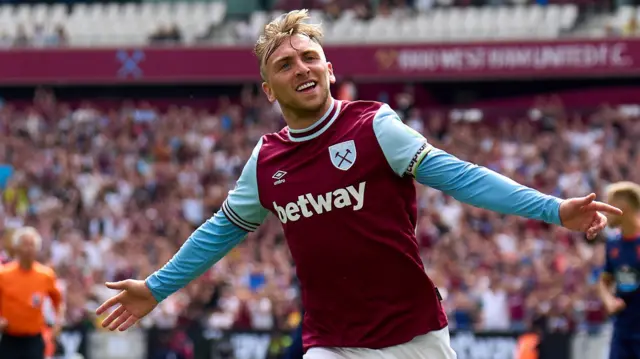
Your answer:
[603,239,614,275]
[372,104,433,177]
[221,138,270,232]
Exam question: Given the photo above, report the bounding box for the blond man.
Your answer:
[600,181,640,359]
[97,10,620,359]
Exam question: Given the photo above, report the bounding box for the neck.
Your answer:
[620,217,640,239]
[282,97,333,130]
[19,259,33,270]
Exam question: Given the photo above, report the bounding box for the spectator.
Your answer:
[149,24,183,45]
[13,24,30,47]
[0,85,634,341]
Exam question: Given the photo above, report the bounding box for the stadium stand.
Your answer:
[0,0,638,358]
[0,1,580,46]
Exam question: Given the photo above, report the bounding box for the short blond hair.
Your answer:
[254,9,324,80]
[606,181,640,210]
[12,226,42,251]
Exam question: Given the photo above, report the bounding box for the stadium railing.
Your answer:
[55,324,612,359]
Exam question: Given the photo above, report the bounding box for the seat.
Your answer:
[560,4,578,30]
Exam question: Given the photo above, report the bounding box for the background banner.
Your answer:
[47,325,613,359]
[1,39,639,85]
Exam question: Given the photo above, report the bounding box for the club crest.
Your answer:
[329,140,357,171]
[31,293,42,307]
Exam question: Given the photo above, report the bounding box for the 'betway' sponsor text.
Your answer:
[274,182,366,223]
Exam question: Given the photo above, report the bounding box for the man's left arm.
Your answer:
[47,271,64,332]
[373,105,562,225]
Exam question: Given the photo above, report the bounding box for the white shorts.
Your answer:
[303,326,457,359]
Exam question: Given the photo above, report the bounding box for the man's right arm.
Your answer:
[598,240,617,306]
[599,272,616,303]
[0,271,6,330]
[145,138,269,303]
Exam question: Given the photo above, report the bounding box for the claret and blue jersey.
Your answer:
[145,98,565,352]
[605,232,640,359]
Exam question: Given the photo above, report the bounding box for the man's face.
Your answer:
[606,196,628,228]
[262,34,336,115]
[15,235,37,262]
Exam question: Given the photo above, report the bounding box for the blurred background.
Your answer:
[1,0,640,358]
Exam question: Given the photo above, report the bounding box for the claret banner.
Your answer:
[0,39,638,85]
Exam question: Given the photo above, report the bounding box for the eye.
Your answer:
[304,54,316,62]
[280,62,290,71]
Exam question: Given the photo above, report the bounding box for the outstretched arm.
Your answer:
[97,138,271,332]
[414,148,562,225]
[373,104,562,225]
[373,104,620,235]
[145,138,269,302]
[145,211,249,302]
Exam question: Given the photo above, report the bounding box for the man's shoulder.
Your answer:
[261,128,288,146]
[257,131,288,162]
[33,262,56,278]
[606,231,622,244]
[341,100,386,112]
[340,100,389,122]
[0,261,17,273]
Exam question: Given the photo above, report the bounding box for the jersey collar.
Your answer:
[287,99,341,142]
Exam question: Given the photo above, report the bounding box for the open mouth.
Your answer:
[296,81,317,93]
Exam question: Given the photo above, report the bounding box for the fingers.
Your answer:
[609,299,626,315]
[107,311,132,331]
[576,193,596,205]
[571,194,622,215]
[96,293,123,315]
[587,201,623,216]
[101,304,126,328]
[586,214,606,239]
[119,315,139,331]
[105,280,130,291]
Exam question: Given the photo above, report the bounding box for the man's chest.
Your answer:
[257,129,386,223]
[609,243,640,293]
[3,273,47,305]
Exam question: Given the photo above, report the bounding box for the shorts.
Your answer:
[610,334,640,359]
[284,321,305,359]
[0,332,45,359]
[303,326,457,359]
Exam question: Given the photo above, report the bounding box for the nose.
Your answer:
[295,59,310,77]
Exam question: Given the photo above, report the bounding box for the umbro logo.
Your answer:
[273,170,287,185]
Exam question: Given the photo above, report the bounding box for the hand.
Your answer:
[96,280,158,331]
[559,193,623,239]
[51,321,62,337]
[605,297,626,316]
[0,317,7,332]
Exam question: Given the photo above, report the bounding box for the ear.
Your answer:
[327,62,336,84]
[262,81,276,103]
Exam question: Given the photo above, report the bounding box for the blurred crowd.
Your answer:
[0,0,618,48]
[0,23,68,48]
[0,84,637,338]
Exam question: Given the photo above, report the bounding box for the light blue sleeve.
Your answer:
[145,139,269,302]
[221,137,270,231]
[372,104,433,177]
[415,149,563,226]
[145,211,248,302]
[372,105,563,226]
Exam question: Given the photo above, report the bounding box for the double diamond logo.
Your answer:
[273,170,287,185]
